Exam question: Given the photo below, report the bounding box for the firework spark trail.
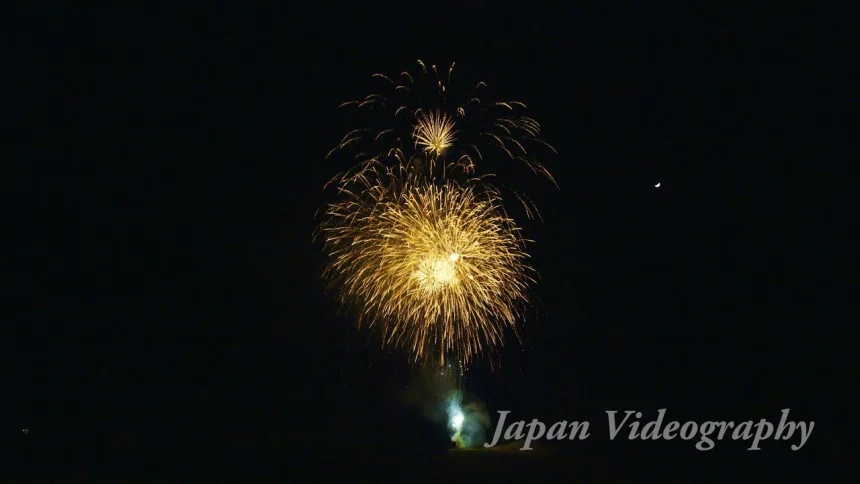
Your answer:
[326,60,558,197]
[316,167,535,367]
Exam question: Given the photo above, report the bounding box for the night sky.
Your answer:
[9,3,854,481]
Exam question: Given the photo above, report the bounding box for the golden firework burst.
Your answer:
[316,168,534,367]
[327,60,558,191]
[413,110,457,156]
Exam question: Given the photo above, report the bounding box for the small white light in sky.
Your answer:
[452,413,464,430]
[22,428,29,434]
[655,182,661,188]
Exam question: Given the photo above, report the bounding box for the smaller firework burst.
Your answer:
[327,60,558,192]
[413,110,457,156]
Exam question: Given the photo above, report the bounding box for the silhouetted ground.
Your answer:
[6,409,853,483]
[6,436,851,483]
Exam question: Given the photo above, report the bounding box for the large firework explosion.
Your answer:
[316,164,535,367]
[318,61,557,369]
[326,60,557,220]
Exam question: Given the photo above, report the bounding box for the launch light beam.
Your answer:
[414,110,457,156]
[452,412,465,430]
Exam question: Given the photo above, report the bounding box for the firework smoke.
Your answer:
[402,366,492,448]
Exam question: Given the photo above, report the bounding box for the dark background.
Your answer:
[9,3,854,482]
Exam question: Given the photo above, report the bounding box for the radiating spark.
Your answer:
[413,110,457,156]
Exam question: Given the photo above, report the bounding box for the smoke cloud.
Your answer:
[401,366,491,448]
